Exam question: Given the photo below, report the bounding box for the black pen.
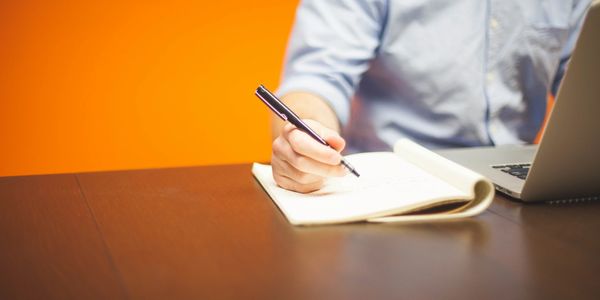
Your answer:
[255,84,360,178]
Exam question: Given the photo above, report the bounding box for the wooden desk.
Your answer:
[1,164,599,299]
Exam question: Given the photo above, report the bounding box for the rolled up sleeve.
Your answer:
[277,0,387,125]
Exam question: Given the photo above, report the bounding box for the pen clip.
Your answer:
[255,89,288,121]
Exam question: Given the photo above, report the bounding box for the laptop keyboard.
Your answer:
[492,163,532,180]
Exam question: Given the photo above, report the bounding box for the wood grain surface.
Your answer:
[0,174,126,299]
[1,164,600,299]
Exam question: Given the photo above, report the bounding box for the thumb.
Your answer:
[324,132,345,153]
[303,119,346,153]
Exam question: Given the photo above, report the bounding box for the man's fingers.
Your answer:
[288,154,348,178]
[272,119,348,193]
[271,157,324,193]
[282,119,345,151]
[273,136,347,178]
[273,173,324,193]
[286,130,341,165]
[282,119,346,165]
[271,155,322,184]
[303,119,346,152]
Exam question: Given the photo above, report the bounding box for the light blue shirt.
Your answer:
[278,0,591,152]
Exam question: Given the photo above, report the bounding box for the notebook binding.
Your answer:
[546,196,600,204]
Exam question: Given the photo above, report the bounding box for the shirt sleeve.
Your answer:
[551,0,592,96]
[277,0,388,126]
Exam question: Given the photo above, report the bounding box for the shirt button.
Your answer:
[490,123,498,135]
[486,72,495,84]
[490,18,499,30]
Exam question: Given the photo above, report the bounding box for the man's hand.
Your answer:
[271,119,348,193]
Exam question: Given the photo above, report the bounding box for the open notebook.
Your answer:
[252,139,494,225]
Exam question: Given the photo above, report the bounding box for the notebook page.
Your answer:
[394,139,484,195]
[252,152,469,225]
[368,139,495,223]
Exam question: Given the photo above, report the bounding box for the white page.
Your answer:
[368,139,495,223]
[252,152,469,225]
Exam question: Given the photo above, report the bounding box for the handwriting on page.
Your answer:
[316,175,431,195]
[310,152,453,197]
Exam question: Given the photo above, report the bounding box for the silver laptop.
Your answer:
[437,4,600,202]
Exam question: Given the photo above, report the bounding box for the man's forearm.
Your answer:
[271,92,341,140]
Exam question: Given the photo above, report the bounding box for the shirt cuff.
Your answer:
[276,76,352,126]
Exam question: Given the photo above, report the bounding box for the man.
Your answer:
[271,0,591,193]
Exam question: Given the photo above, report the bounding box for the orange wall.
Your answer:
[0,0,299,177]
